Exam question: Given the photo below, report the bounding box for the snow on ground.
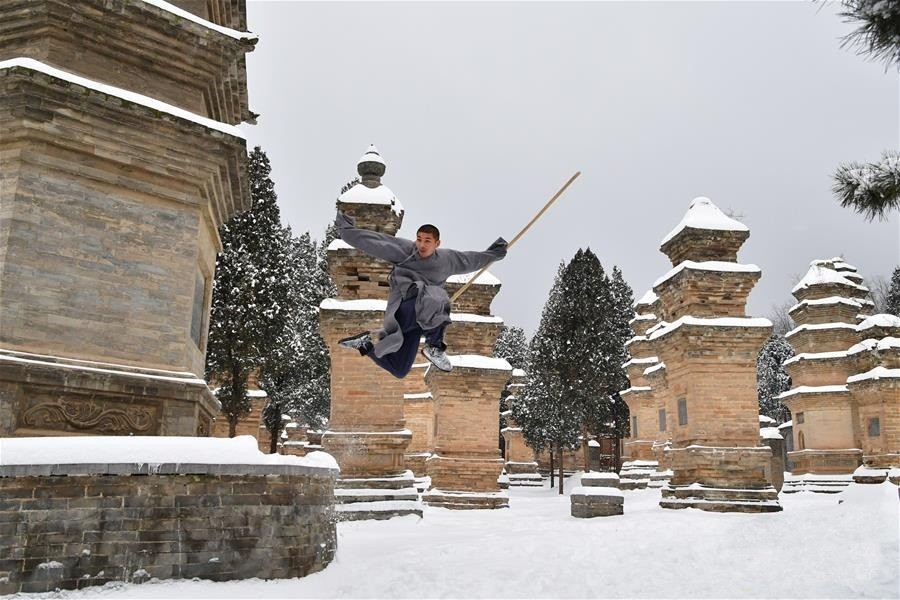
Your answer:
[15,477,897,599]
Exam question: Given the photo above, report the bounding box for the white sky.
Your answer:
[240,1,899,336]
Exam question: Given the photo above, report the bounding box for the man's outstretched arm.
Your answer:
[443,237,509,275]
[336,212,416,264]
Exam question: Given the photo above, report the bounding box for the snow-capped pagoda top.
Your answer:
[634,289,659,310]
[659,197,750,266]
[337,144,404,234]
[790,262,869,304]
[810,257,864,284]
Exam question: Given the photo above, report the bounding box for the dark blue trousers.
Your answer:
[364,296,447,379]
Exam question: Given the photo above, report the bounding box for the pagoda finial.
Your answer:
[358,144,386,186]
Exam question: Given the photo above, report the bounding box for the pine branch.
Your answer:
[833,149,900,221]
[838,0,900,69]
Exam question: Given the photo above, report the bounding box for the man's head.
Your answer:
[416,224,441,258]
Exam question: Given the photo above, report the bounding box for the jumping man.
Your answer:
[335,211,508,378]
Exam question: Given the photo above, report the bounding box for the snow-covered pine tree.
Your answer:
[604,266,636,439]
[757,334,795,424]
[493,325,528,370]
[886,266,900,316]
[831,2,900,220]
[206,146,295,438]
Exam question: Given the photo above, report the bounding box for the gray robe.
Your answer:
[336,212,507,358]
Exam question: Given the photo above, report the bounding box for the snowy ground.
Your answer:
[14,477,898,599]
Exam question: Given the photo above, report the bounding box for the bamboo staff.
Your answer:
[449,171,581,303]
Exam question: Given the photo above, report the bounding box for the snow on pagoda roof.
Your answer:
[784,350,849,366]
[620,386,652,395]
[653,260,760,289]
[760,427,783,440]
[848,337,900,354]
[320,298,387,312]
[629,313,657,325]
[810,257,857,272]
[444,355,512,371]
[847,367,900,384]
[647,316,772,341]
[857,314,900,331]
[450,313,503,324]
[634,290,659,307]
[142,0,258,41]
[338,182,404,215]
[759,415,777,424]
[778,420,792,429]
[624,335,646,348]
[328,239,354,251]
[446,270,501,286]
[789,296,863,313]
[660,197,749,246]
[623,356,660,368]
[791,265,868,294]
[643,362,666,376]
[0,58,245,139]
[404,392,433,400]
[777,385,849,400]
[785,322,858,338]
[358,144,385,166]
[512,368,526,377]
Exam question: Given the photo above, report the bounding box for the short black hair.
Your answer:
[417,224,440,240]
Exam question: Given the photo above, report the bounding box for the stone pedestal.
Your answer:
[424,358,512,509]
[501,393,542,487]
[570,486,624,518]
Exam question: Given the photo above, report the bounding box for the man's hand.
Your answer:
[487,237,508,258]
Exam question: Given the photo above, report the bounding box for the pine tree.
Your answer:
[831,2,900,220]
[206,146,295,438]
[493,325,528,370]
[886,266,900,316]
[757,334,795,424]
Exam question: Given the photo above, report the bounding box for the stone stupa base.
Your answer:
[505,460,543,487]
[334,469,423,521]
[658,446,782,513]
[424,455,508,509]
[422,488,510,510]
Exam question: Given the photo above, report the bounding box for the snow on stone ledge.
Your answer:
[570,485,624,498]
[789,296,862,313]
[0,58,245,139]
[847,367,900,384]
[0,351,206,386]
[446,270,501,286]
[512,368,527,377]
[0,435,338,471]
[629,313,657,324]
[404,392,433,400]
[648,316,772,341]
[622,356,660,368]
[587,440,601,447]
[450,313,503,324]
[848,337,900,354]
[444,355,512,371]
[653,260,760,289]
[791,265,868,294]
[785,322,857,338]
[660,197,749,247]
[643,362,666,376]
[777,385,849,400]
[634,290,659,307]
[778,420,792,430]
[320,298,387,312]
[620,386,652,395]
[857,314,900,331]
[582,472,619,481]
[784,350,850,366]
[759,415,777,424]
[338,182,403,215]
[142,0,258,40]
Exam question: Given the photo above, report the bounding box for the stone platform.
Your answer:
[570,486,624,518]
[333,470,423,521]
[422,489,509,510]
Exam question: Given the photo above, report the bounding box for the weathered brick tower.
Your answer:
[423,273,512,509]
[0,0,254,437]
[319,146,421,520]
[647,197,781,512]
[501,369,542,487]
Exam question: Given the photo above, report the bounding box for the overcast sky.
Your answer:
[240,1,898,336]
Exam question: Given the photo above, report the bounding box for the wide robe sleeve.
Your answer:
[335,212,416,265]
[442,237,509,275]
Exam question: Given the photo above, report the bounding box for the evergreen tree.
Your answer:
[886,266,900,316]
[513,250,634,492]
[757,334,795,424]
[206,146,295,438]
[831,2,900,220]
[493,325,528,370]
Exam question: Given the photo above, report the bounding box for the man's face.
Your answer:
[415,231,440,258]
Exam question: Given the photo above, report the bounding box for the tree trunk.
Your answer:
[613,433,621,472]
[549,444,555,489]
[228,416,237,438]
[557,445,565,495]
[269,427,279,454]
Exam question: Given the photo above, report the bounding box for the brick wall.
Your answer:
[0,463,337,594]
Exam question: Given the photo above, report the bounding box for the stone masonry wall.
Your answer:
[0,464,337,594]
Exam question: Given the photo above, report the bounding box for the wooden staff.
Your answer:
[449,171,581,303]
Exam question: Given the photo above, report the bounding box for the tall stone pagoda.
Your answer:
[779,258,899,488]
[642,197,780,512]
[0,0,255,437]
[620,290,668,489]
[423,273,512,509]
[501,368,543,487]
[319,146,422,520]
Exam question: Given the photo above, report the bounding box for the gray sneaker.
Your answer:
[338,331,371,351]
[422,345,452,372]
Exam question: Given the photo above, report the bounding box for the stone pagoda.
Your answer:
[620,290,668,489]
[319,146,421,520]
[501,369,543,487]
[0,0,255,438]
[644,197,780,512]
[779,258,899,489]
[423,272,513,509]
